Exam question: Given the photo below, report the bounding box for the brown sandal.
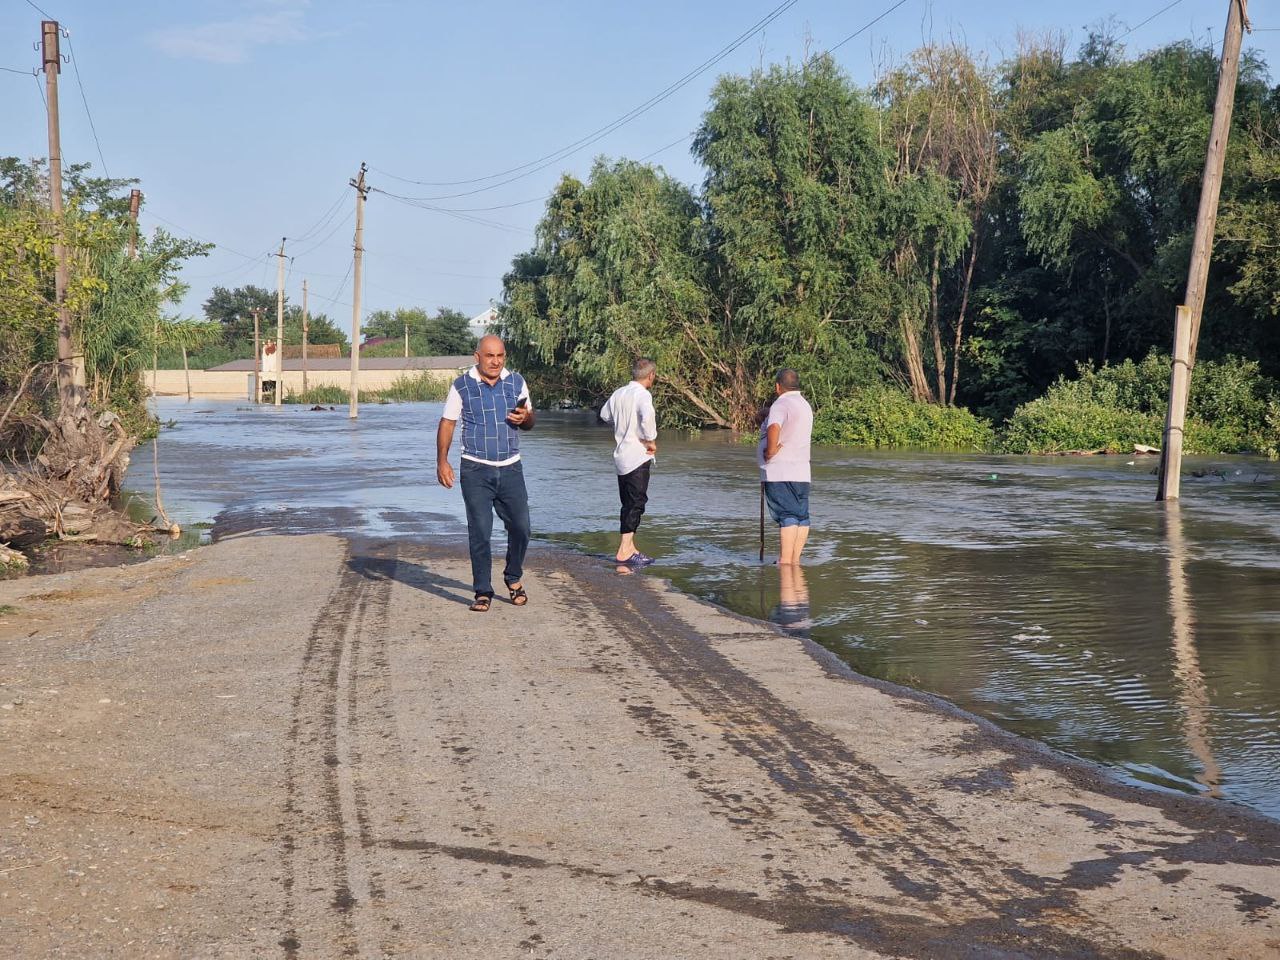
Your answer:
[508,584,528,606]
[469,593,493,612]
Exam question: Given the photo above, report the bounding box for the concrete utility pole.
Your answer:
[42,20,79,413]
[404,323,409,359]
[275,238,286,406]
[349,164,369,420]
[253,308,264,403]
[1157,0,1250,502]
[127,189,142,259]
[301,279,309,393]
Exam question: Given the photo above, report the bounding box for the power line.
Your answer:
[369,188,533,235]
[290,208,354,259]
[640,133,694,162]
[182,253,273,282]
[425,195,550,213]
[288,187,348,246]
[22,0,54,18]
[827,0,912,53]
[145,212,267,263]
[64,33,109,179]
[371,0,801,199]
[328,261,354,306]
[1,66,36,75]
[1118,0,1186,40]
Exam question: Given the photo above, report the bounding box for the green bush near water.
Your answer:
[811,388,996,451]
[283,372,450,406]
[376,373,450,402]
[1002,353,1280,456]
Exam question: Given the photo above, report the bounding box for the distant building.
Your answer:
[359,336,395,352]
[469,308,497,343]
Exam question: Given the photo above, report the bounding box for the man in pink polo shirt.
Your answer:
[759,368,813,565]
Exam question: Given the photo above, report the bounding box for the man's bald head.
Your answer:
[475,334,508,383]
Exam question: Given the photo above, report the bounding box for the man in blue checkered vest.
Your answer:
[436,335,535,612]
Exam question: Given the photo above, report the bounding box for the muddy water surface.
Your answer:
[126,398,1280,818]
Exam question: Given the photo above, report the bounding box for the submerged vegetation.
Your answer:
[499,33,1280,456]
[284,372,450,406]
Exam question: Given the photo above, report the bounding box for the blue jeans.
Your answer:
[460,459,531,596]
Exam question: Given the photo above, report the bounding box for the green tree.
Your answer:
[202,285,277,345]
[363,306,476,355]
[1,157,209,440]
[694,55,902,422]
[502,162,722,425]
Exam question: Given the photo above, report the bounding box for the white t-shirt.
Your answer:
[600,381,657,476]
[758,390,813,483]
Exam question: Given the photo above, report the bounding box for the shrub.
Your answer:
[812,387,995,450]
[284,373,449,406]
[1002,352,1280,455]
[376,372,450,402]
[284,384,348,405]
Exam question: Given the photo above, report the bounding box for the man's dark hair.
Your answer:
[775,368,800,391]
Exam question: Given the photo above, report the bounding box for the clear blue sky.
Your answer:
[3,0,1278,331]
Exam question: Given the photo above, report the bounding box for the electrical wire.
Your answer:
[146,212,268,263]
[182,254,273,282]
[371,0,801,198]
[289,209,355,259]
[827,0,912,53]
[1118,0,1186,40]
[640,133,694,162]
[421,195,551,214]
[328,261,354,305]
[1,66,36,75]
[22,0,54,19]
[369,189,533,235]
[287,187,348,246]
[65,33,109,179]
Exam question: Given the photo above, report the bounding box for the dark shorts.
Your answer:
[764,481,810,528]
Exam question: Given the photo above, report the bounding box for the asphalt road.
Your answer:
[2,535,1278,958]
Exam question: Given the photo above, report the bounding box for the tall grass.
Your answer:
[284,372,450,406]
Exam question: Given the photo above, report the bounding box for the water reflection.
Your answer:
[772,563,811,638]
[1164,503,1223,798]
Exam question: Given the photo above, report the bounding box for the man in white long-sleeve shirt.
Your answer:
[600,358,658,565]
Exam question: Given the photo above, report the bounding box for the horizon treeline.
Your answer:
[497,33,1280,434]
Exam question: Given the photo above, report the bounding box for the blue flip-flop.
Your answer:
[620,552,654,566]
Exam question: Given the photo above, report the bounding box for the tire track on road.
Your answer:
[574,566,1153,959]
[278,546,397,959]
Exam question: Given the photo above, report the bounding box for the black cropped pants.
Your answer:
[617,461,652,534]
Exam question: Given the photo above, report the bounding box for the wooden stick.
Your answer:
[759,481,765,562]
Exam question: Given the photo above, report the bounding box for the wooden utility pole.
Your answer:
[275,238,286,406]
[253,309,264,403]
[404,323,409,358]
[127,189,142,259]
[349,164,368,420]
[42,20,79,413]
[1157,0,1250,501]
[301,279,309,393]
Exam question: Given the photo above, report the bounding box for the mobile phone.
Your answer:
[514,397,528,409]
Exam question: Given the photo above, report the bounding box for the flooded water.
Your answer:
[127,398,1280,818]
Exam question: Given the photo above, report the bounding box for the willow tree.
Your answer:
[502,161,721,425]
[695,55,915,418]
[876,44,1000,404]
